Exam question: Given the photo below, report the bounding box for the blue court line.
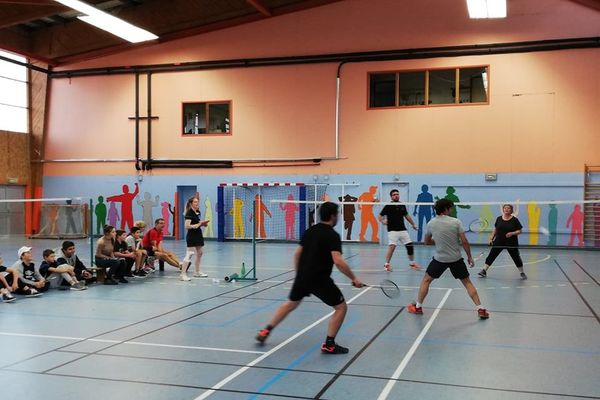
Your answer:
[247,342,322,400]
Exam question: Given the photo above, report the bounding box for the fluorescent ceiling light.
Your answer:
[55,0,158,43]
[467,0,507,19]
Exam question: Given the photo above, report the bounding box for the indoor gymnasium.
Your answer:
[0,0,599,399]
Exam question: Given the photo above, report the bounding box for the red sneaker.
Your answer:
[407,303,423,315]
[321,343,349,354]
[478,308,490,319]
[255,328,270,343]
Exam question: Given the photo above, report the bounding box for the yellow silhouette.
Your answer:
[527,201,541,245]
[229,198,245,238]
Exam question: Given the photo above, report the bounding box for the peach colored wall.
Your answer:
[43,0,600,177]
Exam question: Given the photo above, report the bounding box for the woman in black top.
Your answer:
[479,204,527,280]
[180,197,209,281]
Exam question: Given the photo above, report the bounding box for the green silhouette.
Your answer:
[547,204,558,246]
[95,196,107,234]
[435,186,470,218]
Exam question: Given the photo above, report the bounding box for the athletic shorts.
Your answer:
[426,258,469,280]
[289,277,345,307]
[144,247,155,257]
[388,230,412,246]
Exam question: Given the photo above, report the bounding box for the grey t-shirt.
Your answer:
[425,215,465,263]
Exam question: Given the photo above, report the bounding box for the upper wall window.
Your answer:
[0,50,28,133]
[369,66,489,108]
[182,101,231,135]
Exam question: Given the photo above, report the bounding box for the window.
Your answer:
[368,66,489,109]
[182,101,231,135]
[0,50,28,133]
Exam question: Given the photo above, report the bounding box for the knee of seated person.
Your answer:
[405,244,414,255]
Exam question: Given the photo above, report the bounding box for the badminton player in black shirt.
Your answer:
[479,204,527,279]
[256,202,364,354]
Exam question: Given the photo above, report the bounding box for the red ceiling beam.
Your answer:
[246,0,271,17]
[567,0,600,11]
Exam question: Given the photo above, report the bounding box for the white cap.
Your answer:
[18,246,32,258]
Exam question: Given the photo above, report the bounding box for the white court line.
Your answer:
[193,288,373,400]
[0,332,263,354]
[377,289,453,400]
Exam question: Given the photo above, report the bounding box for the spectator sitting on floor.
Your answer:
[0,253,18,302]
[39,249,86,291]
[56,241,96,285]
[11,246,49,296]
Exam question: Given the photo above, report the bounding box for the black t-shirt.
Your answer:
[380,204,408,232]
[39,260,57,278]
[493,216,523,246]
[185,208,201,229]
[114,239,129,253]
[0,265,6,273]
[296,223,342,284]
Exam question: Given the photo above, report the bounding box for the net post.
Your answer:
[299,185,306,239]
[252,197,257,279]
[89,198,94,267]
[217,185,224,242]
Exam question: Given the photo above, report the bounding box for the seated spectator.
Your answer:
[11,246,48,296]
[114,230,136,278]
[95,225,128,285]
[56,241,96,285]
[142,218,182,271]
[0,253,17,302]
[39,249,86,291]
[126,227,147,277]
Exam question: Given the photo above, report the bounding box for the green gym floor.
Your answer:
[0,238,598,399]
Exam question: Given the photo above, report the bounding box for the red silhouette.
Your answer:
[566,204,584,247]
[250,194,272,239]
[107,183,139,231]
[358,185,379,242]
[279,194,299,240]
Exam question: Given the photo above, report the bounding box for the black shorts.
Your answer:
[144,247,155,257]
[289,278,345,307]
[426,258,469,280]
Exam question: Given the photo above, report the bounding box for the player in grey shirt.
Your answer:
[408,199,489,319]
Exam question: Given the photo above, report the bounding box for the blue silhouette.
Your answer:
[413,184,435,242]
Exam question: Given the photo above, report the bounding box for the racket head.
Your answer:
[378,279,400,299]
[468,219,488,233]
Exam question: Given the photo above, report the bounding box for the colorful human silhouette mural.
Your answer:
[358,185,379,242]
[204,196,214,237]
[566,204,584,247]
[528,201,541,245]
[95,196,107,235]
[229,198,245,238]
[137,192,160,229]
[339,194,358,240]
[547,204,558,246]
[435,186,470,218]
[279,194,299,240]
[250,194,272,239]
[108,201,120,227]
[167,202,175,236]
[413,184,435,242]
[39,204,59,235]
[64,199,77,234]
[160,201,172,236]
[107,183,139,230]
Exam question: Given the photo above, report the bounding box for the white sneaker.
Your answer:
[193,272,208,278]
[180,273,191,281]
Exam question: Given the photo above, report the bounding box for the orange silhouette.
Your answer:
[250,194,272,239]
[358,185,379,242]
[566,204,584,247]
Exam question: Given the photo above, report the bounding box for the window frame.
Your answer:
[367,65,490,110]
[0,51,30,133]
[181,100,232,137]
